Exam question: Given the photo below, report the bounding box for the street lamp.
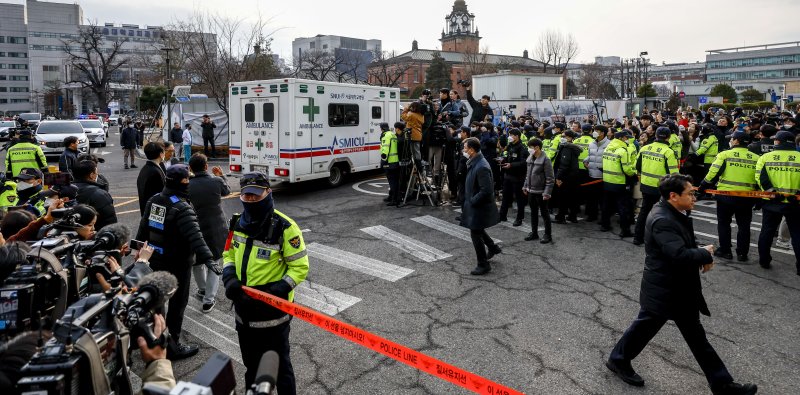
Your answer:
[161,46,174,138]
[135,72,140,117]
[525,77,530,99]
[640,51,649,111]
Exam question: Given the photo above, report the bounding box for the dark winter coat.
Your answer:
[200,121,216,139]
[502,140,529,181]
[641,200,713,319]
[466,90,493,124]
[169,127,183,144]
[460,153,499,230]
[479,131,498,160]
[74,179,118,230]
[188,171,231,260]
[58,148,79,176]
[136,161,166,214]
[120,126,138,149]
[553,142,582,182]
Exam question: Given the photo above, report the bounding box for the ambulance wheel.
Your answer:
[326,165,345,187]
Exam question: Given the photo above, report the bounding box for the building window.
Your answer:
[8,52,26,58]
[371,106,382,119]
[9,87,28,92]
[10,99,29,103]
[129,30,134,36]
[0,99,6,104]
[9,75,27,81]
[309,42,315,49]
[103,28,109,34]
[137,31,142,36]
[9,64,27,70]
[328,104,359,127]
[145,31,151,37]
[263,103,275,122]
[244,103,255,122]
[322,44,328,50]
[111,29,118,35]
[541,84,557,100]
[0,37,4,43]
[0,75,5,80]
[0,87,6,92]
[7,37,26,44]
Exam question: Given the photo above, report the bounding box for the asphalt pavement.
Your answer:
[7,127,798,394]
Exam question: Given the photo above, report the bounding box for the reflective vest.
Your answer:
[668,133,683,160]
[704,147,759,191]
[380,131,399,165]
[546,134,561,161]
[602,139,635,185]
[755,149,800,202]
[520,133,529,147]
[0,180,17,210]
[638,141,679,192]
[696,134,719,165]
[574,135,593,170]
[223,209,309,301]
[5,141,47,177]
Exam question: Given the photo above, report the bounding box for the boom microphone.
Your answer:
[132,271,178,310]
[253,351,280,395]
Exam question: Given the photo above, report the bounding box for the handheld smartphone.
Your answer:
[129,239,145,250]
[43,172,71,187]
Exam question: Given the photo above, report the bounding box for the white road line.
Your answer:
[182,312,244,364]
[690,210,763,230]
[694,231,794,256]
[361,225,452,262]
[497,220,545,234]
[294,281,362,316]
[411,215,502,243]
[307,243,414,282]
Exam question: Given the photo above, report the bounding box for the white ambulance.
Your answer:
[228,78,401,186]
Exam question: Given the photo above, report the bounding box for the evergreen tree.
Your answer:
[425,52,452,91]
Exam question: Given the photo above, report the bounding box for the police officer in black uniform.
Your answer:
[136,164,219,360]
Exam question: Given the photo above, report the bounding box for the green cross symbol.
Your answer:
[255,138,264,151]
[303,98,320,122]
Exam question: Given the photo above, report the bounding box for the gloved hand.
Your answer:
[223,276,244,302]
[268,280,293,300]
[205,260,223,275]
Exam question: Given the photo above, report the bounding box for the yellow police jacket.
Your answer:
[5,141,47,177]
[637,141,679,191]
[704,147,759,191]
[0,180,18,210]
[755,149,800,202]
[380,131,398,165]
[603,139,635,185]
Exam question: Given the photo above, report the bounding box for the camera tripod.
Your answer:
[397,132,438,207]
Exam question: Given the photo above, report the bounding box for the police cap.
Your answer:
[774,130,795,144]
[730,131,750,144]
[581,123,593,132]
[655,126,671,139]
[166,164,190,182]
[240,171,271,195]
[16,168,43,180]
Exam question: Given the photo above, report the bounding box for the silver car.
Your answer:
[78,119,107,147]
[34,120,89,156]
[0,120,17,141]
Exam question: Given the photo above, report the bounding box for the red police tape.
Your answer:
[703,189,800,199]
[242,286,526,395]
[579,179,603,187]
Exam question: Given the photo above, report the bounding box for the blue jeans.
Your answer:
[183,144,191,163]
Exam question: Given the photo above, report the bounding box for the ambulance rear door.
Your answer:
[368,100,385,165]
[240,97,280,173]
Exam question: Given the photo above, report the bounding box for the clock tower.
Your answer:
[440,0,481,53]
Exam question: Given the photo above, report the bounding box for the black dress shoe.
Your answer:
[632,238,644,246]
[470,263,491,275]
[711,382,758,395]
[736,254,749,262]
[512,219,523,226]
[714,250,733,260]
[386,201,397,206]
[759,261,771,269]
[383,196,392,202]
[487,245,502,260]
[619,230,634,238]
[599,225,612,232]
[567,216,578,223]
[540,234,552,244]
[605,359,644,387]
[499,216,508,222]
[168,343,199,360]
[524,232,539,241]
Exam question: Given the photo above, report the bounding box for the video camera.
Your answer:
[457,79,471,87]
[16,271,178,395]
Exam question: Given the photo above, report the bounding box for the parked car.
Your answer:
[34,120,89,156]
[0,120,17,141]
[78,119,107,147]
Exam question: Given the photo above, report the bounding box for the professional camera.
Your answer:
[457,79,471,87]
[0,247,69,339]
[16,271,178,395]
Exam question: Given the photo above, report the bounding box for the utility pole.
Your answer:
[640,51,649,110]
[525,77,530,99]
[161,47,174,138]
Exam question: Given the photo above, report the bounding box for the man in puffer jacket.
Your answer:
[583,125,611,222]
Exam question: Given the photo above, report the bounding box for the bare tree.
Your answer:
[579,63,619,99]
[534,29,579,74]
[62,23,129,112]
[367,50,412,87]
[290,49,343,81]
[463,46,496,78]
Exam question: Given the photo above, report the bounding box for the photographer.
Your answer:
[465,83,493,125]
[401,102,425,166]
[6,198,65,243]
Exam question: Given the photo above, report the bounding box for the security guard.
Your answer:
[754,131,800,274]
[222,172,309,392]
[15,167,46,217]
[0,173,18,211]
[600,129,636,235]
[633,127,679,244]
[5,128,47,178]
[695,124,720,176]
[699,131,759,261]
[136,164,216,360]
[380,122,400,205]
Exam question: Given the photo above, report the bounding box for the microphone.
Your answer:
[252,351,279,395]
[131,271,178,311]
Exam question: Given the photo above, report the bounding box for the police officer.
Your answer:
[222,172,309,392]
[0,173,18,211]
[754,131,800,274]
[633,127,679,244]
[136,164,216,360]
[575,123,595,182]
[5,128,47,178]
[601,130,636,235]
[15,167,46,217]
[498,128,529,226]
[380,122,400,206]
[699,131,760,261]
[696,124,720,177]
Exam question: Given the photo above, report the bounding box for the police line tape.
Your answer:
[242,286,526,395]
[703,189,800,199]
[579,179,603,187]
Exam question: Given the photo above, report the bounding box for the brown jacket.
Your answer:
[400,110,423,142]
[138,359,176,394]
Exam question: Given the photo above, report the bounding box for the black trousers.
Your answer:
[385,166,400,202]
[556,182,579,220]
[528,193,552,236]
[634,193,661,241]
[151,263,191,345]
[610,309,733,390]
[601,187,633,230]
[489,161,501,192]
[715,195,755,255]
[499,179,525,221]
[758,201,800,269]
[470,228,497,263]
[236,320,296,394]
[203,135,216,157]
[446,159,458,198]
[584,179,603,220]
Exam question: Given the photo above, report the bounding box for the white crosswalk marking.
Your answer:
[411,215,501,243]
[361,225,452,262]
[307,243,414,282]
[497,220,544,233]
[694,231,794,256]
[294,281,362,315]
[691,209,763,230]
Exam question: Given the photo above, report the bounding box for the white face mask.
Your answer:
[463,151,471,159]
[17,181,34,191]
[528,148,535,155]
[592,131,600,139]
[44,198,56,207]
[560,137,568,144]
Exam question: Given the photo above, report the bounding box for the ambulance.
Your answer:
[228,78,401,186]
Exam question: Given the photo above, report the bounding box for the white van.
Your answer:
[228,78,400,186]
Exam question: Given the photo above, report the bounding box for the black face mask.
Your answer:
[240,193,274,231]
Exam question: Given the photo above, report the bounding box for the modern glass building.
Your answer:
[706,42,800,82]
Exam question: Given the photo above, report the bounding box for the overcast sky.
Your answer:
[14,0,800,64]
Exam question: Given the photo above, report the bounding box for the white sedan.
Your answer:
[0,120,17,141]
[35,120,89,156]
[78,119,107,147]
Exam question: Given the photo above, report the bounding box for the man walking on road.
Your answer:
[460,137,501,275]
[121,121,139,169]
[606,173,758,395]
